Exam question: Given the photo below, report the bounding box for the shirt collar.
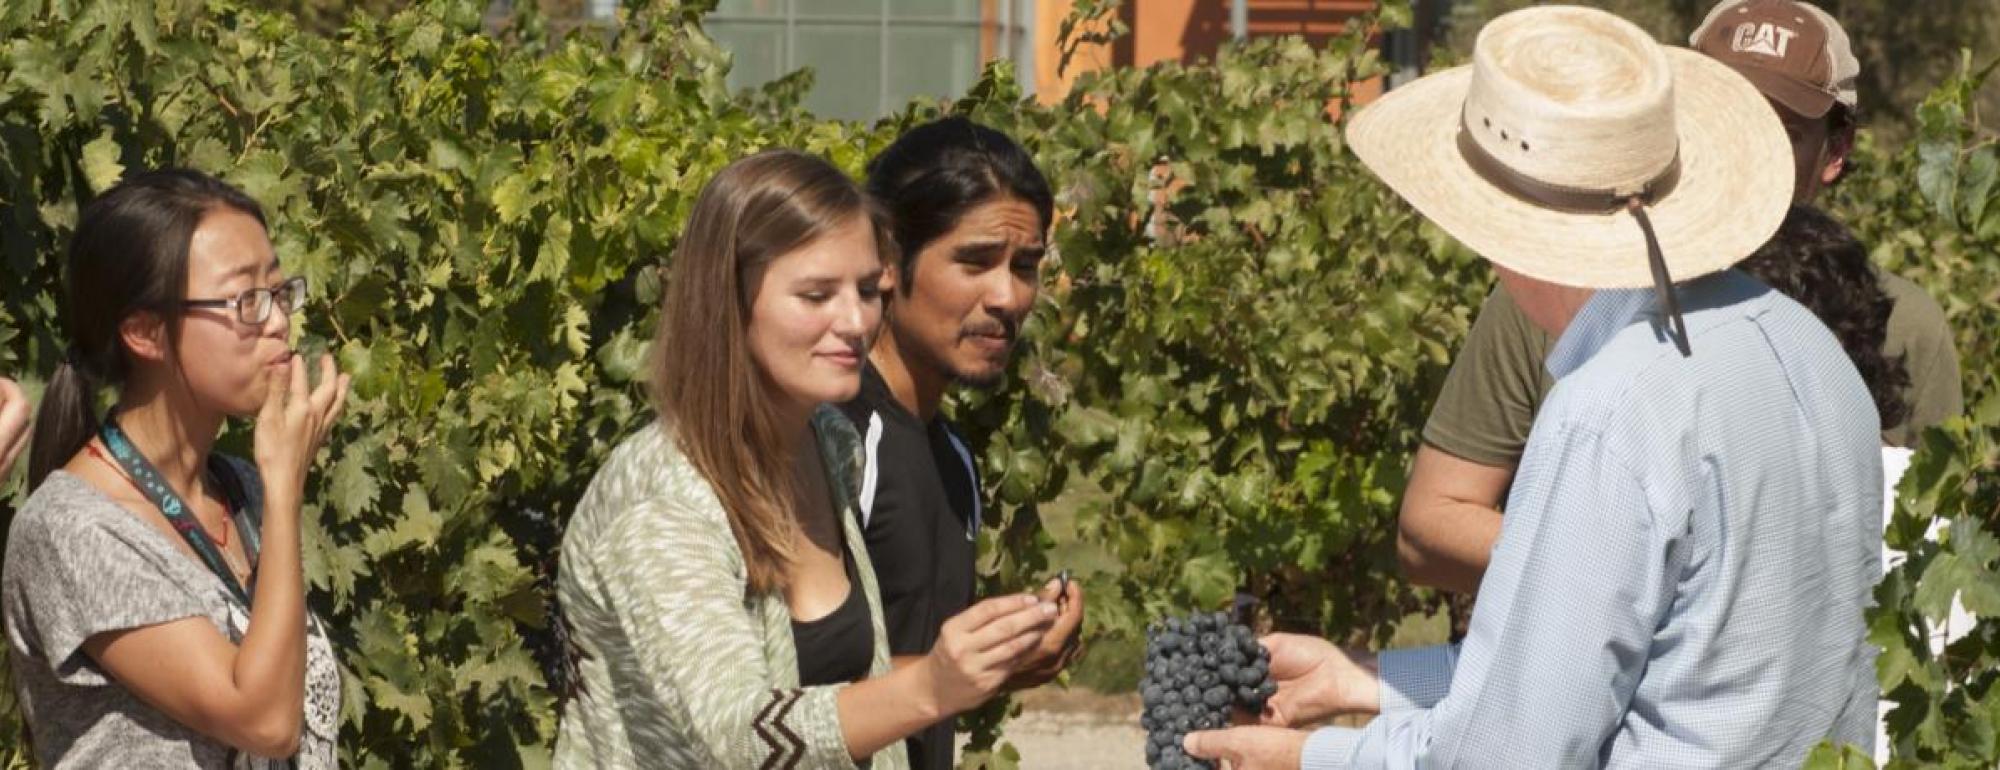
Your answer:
[1546,287,1653,380]
[1544,270,1770,380]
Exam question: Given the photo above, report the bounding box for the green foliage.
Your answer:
[1055,0,1127,78]
[243,0,419,35]
[945,4,1478,654]
[0,0,866,765]
[1806,741,1881,770]
[941,4,1473,762]
[0,0,1995,767]
[1815,51,2000,768]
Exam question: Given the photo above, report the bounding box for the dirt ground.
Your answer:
[958,689,1148,769]
[955,688,1371,769]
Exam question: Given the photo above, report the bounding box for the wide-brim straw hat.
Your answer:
[1347,5,1793,291]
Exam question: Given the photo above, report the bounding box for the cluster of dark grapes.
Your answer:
[514,507,586,704]
[1140,611,1276,769]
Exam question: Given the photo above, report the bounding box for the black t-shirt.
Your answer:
[837,364,980,770]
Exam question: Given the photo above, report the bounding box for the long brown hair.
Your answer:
[649,149,892,594]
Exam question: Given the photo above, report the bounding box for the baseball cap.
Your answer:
[1690,0,1859,118]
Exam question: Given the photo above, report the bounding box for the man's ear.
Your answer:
[118,311,171,366]
[1822,124,1857,186]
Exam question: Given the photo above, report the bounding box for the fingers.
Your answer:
[1262,690,1302,727]
[1053,582,1086,667]
[1181,728,1241,763]
[286,349,309,412]
[1021,583,1086,669]
[945,594,1039,637]
[250,350,347,488]
[0,378,30,475]
[1047,583,1085,640]
[0,429,25,478]
[258,356,289,423]
[987,623,1047,666]
[1260,633,1326,679]
[307,353,339,416]
[1258,661,1342,727]
[1057,632,1087,670]
[325,373,351,428]
[1027,626,1070,666]
[1260,633,1305,658]
[1183,726,1308,770]
[306,355,349,452]
[990,579,1085,683]
[964,598,1056,656]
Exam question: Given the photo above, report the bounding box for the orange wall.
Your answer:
[1129,0,1372,67]
[1131,0,1207,68]
[1031,0,1381,104]
[1033,0,1118,104]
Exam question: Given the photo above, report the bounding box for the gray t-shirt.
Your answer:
[2,463,339,769]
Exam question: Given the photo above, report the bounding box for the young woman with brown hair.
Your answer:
[554,149,1055,769]
[2,169,347,768]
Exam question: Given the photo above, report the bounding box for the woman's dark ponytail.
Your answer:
[26,354,104,489]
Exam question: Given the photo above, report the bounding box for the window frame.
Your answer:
[705,0,1032,120]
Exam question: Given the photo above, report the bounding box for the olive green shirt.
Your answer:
[1425,270,1962,467]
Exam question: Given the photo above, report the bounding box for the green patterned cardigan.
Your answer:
[553,407,909,770]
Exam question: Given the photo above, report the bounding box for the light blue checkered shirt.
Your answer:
[1304,271,1883,768]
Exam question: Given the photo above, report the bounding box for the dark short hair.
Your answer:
[1824,103,1858,186]
[1739,204,1909,430]
[864,117,1053,291]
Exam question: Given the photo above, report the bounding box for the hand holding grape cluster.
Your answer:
[1140,611,1277,769]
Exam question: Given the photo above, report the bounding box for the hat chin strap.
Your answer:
[1624,198,1692,357]
[1455,121,1694,357]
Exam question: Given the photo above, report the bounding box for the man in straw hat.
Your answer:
[1397,0,1961,597]
[1182,6,1882,768]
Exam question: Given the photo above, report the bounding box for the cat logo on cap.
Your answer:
[1730,22,1798,58]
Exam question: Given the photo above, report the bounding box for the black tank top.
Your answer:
[792,553,873,687]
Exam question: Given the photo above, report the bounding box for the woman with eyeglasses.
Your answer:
[3,169,347,768]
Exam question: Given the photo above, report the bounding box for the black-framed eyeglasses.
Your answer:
[182,276,308,325]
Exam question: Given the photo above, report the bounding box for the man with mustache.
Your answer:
[838,116,1085,770]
